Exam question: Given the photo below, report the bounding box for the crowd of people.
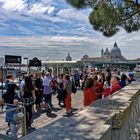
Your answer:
[83,68,135,106]
[0,67,136,138]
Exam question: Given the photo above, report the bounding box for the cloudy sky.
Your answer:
[0,0,140,61]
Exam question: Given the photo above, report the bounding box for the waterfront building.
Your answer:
[102,42,126,61]
[81,42,126,63]
[42,60,78,75]
[80,42,135,70]
[42,44,139,74]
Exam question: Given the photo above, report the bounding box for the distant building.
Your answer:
[81,42,126,63]
[66,53,72,61]
[101,42,126,62]
[42,42,137,72]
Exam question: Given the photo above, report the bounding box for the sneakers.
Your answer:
[62,111,73,117]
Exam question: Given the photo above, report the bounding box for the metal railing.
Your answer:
[0,103,26,139]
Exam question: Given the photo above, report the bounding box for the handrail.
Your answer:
[0,103,27,137]
[0,105,23,114]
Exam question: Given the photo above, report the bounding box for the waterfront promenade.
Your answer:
[0,90,84,139]
[0,73,139,139]
[20,81,140,140]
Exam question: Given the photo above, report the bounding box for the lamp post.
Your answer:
[24,57,28,73]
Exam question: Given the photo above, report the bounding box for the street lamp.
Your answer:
[24,57,29,73]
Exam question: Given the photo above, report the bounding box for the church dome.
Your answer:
[110,42,121,56]
[66,53,72,61]
[83,55,89,59]
[104,48,110,55]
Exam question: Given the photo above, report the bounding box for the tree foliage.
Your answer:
[66,0,140,37]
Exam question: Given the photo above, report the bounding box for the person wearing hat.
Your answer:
[128,73,135,84]
[42,71,53,114]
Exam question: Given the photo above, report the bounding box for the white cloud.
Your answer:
[29,3,55,15]
[0,0,27,11]
[0,36,93,46]
[0,0,55,15]
[57,9,88,21]
[47,6,55,14]
[0,33,140,60]
[0,0,140,60]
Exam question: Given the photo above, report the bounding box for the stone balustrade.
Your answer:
[21,82,140,140]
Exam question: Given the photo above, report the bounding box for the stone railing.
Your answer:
[89,82,140,140]
[21,82,140,140]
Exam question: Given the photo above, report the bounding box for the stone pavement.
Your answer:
[31,90,84,130]
[0,90,83,138]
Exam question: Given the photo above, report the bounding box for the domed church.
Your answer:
[101,42,125,62]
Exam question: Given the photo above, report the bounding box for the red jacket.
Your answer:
[109,83,121,95]
[83,87,97,106]
[104,88,110,98]
[93,82,104,94]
